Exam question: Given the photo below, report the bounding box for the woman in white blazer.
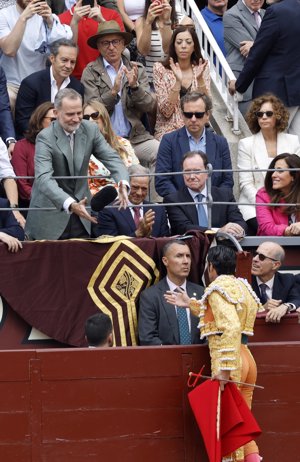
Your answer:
[238,93,300,235]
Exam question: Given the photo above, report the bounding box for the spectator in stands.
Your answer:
[229,0,300,141]
[153,25,210,141]
[252,241,300,323]
[94,165,170,237]
[0,138,25,228]
[164,151,246,237]
[59,0,124,80]
[135,0,193,86]
[138,239,204,345]
[25,88,129,240]
[0,66,16,158]
[15,39,83,139]
[81,21,160,202]
[116,0,144,35]
[256,153,300,236]
[0,197,24,252]
[0,0,72,111]
[83,100,139,194]
[238,94,300,235]
[201,0,228,56]
[11,102,56,212]
[223,0,265,115]
[155,91,233,197]
[85,312,113,347]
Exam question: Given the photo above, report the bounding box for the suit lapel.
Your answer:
[182,187,198,224]
[73,127,87,175]
[206,130,217,166]
[121,208,136,234]
[178,127,191,157]
[159,279,180,344]
[54,123,75,176]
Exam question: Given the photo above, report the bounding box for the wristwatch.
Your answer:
[6,137,16,147]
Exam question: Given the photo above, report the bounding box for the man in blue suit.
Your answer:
[155,91,233,198]
[229,0,300,139]
[0,66,16,156]
[94,165,170,238]
[15,38,84,139]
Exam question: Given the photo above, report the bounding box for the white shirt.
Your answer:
[0,5,72,85]
[0,137,15,179]
[166,276,191,331]
[50,66,70,102]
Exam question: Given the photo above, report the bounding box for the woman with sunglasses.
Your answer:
[83,100,139,194]
[11,102,55,214]
[256,153,300,236]
[153,25,210,140]
[237,93,300,235]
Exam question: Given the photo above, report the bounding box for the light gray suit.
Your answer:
[25,120,129,240]
[223,0,265,111]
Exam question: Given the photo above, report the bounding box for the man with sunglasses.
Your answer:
[15,38,84,139]
[155,91,233,198]
[251,242,300,323]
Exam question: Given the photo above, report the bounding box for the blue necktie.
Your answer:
[176,287,191,345]
[260,283,268,304]
[196,193,208,228]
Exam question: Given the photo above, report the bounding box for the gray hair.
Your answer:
[49,39,78,56]
[128,164,150,177]
[54,88,82,110]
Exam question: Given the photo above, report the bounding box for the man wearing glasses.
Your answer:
[15,39,83,139]
[82,20,159,202]
[251,241,300,323]
[155,91,233,198]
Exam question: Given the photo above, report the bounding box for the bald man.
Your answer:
[251,241,300,323]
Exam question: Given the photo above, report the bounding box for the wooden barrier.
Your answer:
[0,344,299,461]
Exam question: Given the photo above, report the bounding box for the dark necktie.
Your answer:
[260,283,269,304]
[176,287,191,345]
[196,193,208,228]
[133,207,141,228]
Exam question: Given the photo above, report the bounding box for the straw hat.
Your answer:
[87,20,133,49]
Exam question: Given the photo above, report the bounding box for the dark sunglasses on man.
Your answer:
[183,111,206,119]
[254,251,278,262]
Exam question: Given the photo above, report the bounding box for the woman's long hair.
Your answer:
[143,0,178,30]
[264,153,300,214]
[162,25,203,69]
[83,100,128,162]
[24,102,55,144]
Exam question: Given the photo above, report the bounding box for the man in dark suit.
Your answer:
[164,151,246,237]
[138,240,204,345]
[15,38,84,138]
[229,0,300,138]
[25,88,129,240]
[252,241,300,323]
[94,165,170,238]
[155,91,233,198]
[0,66,16,156]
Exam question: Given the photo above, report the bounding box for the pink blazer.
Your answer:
[256,188,288,236]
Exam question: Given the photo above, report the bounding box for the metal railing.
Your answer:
[177,0,241,133]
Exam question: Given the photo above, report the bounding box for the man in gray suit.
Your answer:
[223,0,264,115]
[138,240,204,346]
[25,88,129,240]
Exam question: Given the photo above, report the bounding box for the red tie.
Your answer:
[133,207,140,228]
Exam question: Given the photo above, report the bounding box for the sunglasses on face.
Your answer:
[182,111,206,119]
[44,116,56,122]
[254,251,278,262]
[255,111,274,118]
[83,111,99,120]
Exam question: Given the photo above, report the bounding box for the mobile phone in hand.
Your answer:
[82,0,93,7]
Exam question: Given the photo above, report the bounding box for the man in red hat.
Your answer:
[59,0,124,79]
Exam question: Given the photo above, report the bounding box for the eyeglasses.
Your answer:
[254,251,278,262]
[255,111,274,118]
[83,111,100,120]
[98,39,123,48]
[182,111,206,119]
[44,117,56,122]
